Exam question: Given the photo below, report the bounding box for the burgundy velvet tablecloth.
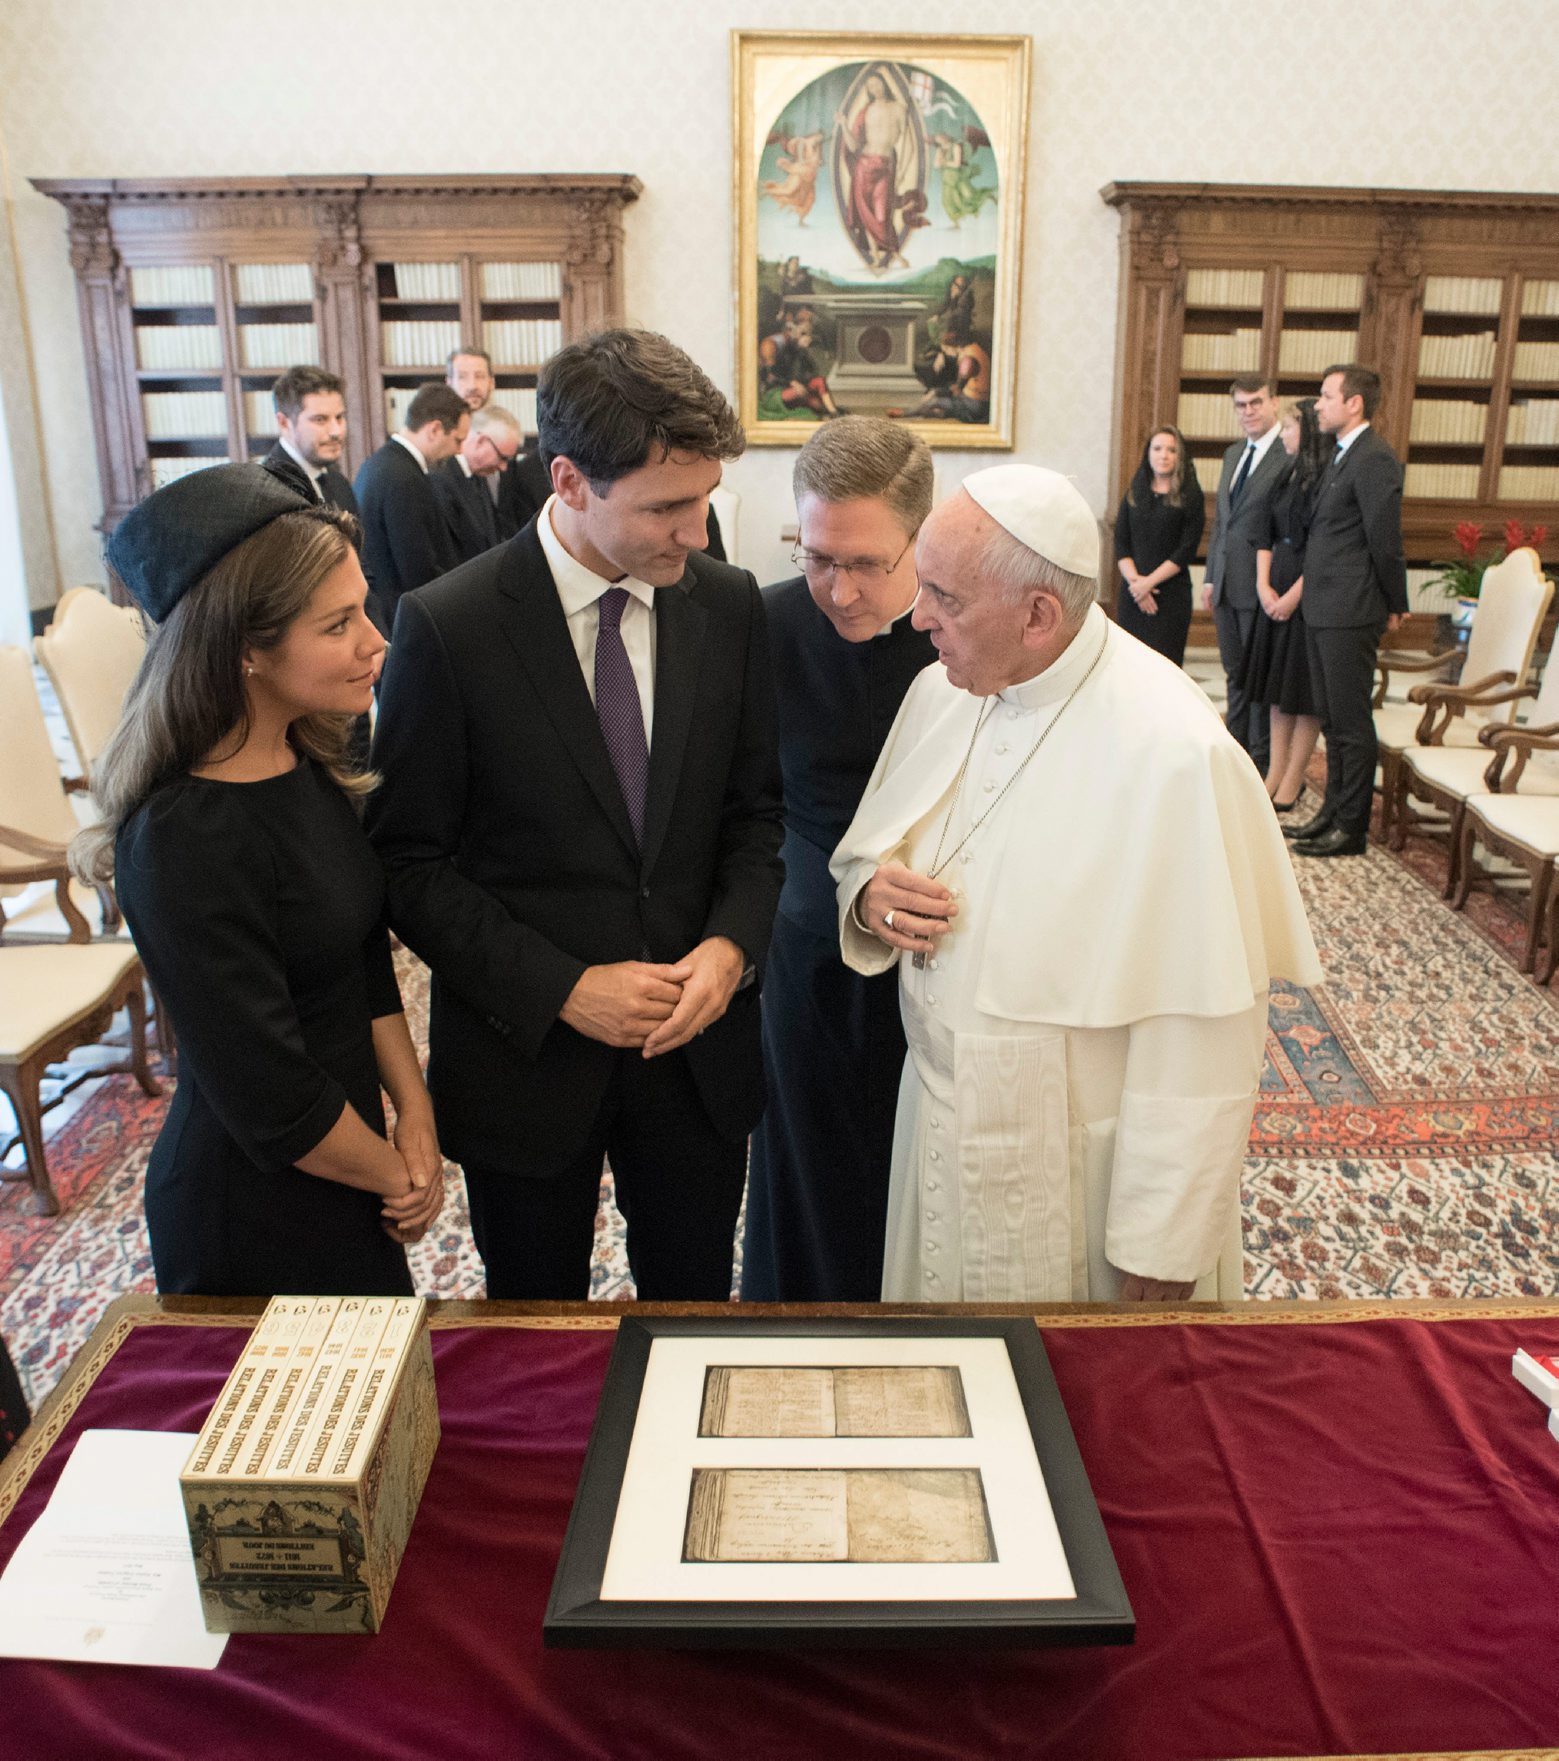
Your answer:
[2,1311,1558,1761]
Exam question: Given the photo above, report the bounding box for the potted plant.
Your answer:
[1428,519,1550,604]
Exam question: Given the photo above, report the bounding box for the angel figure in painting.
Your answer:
[932,129,997,227]
[761,131,826,224]
[836,69,928,271]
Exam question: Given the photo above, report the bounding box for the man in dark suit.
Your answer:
[432,403,521,565]
[369,329,783,1300]
[261,366,358,515]
[353,383,468,630]
[1201,375,1288,772]
[1287,364,1408,858]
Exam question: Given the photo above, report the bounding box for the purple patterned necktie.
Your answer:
[594,586,648,845]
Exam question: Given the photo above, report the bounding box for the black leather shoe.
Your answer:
[1291,826,1367,858]
[1284,812,1334,842]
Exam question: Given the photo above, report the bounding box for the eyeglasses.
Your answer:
[791,531,917,584]
[480,434,519,470]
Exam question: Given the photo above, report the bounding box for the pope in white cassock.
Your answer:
[831,464,1322,1303]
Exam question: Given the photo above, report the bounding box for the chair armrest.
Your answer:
[1484,728,1559,794]
[1479,720,1559,748]
[1374,649,1454,708]
[1406,668,1519,707]
[0,822,94,943]
[0,822,70,865]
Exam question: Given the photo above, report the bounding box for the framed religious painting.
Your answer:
[543,1317,1134,1648]
[733,31,1031,450]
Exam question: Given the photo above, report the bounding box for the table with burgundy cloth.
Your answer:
[1,1295,1557,1761]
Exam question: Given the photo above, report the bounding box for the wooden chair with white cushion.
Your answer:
[1373,549,1552,842]
[0,645,122,942]
[1384,549,1553,873]
[33,587,145,787]
[1451,715,1559,974]
[0,940,159,1215]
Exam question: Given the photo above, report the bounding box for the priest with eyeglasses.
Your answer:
[831,464,1320,1303]
[741,417,938,1301]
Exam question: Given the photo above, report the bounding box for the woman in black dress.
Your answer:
[1242,399,1325,812]
[72,465,443,1296]
[1113,424,1205,667]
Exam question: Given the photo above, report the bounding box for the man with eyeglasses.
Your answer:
[433,403,523,565]
[742,416,937,1302]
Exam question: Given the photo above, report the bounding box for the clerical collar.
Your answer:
[537,493,656,615]
[999,604,1109,711]
[874,594,920,639]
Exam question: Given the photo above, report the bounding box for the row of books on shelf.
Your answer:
[234,262,314,303]
[1499,465,1559,500]
[482,261,562,300]
[1523,281,1559,317]
[1513,341,1559,383]
[1282,270,1364,311]
[1180,329,1262,372]
[1507,400,1559,445]
[136,324,222,371]
[1184,268,1264,308]
[1276,329,1358,374]
[1418,331,1498,379]
[238,323,318,370]
[150,455,227,488]
[1403,462,1480,497]
[143,390,227,439]
[1423,275,1504,316]
[244,391,280,437]
[1176,393,1240,439]
[482,318,563,365]
[382,320,462,366]
[184,1296,424,1485]
[388,261,462,301]
[130,263,215,307]
[1409,399,1488,445]
[1192,456,1223,492]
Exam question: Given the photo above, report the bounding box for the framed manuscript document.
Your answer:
[544,1318,1133,1648]
[732,31,1031,449]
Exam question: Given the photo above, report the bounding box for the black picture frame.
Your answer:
[544,1316,1134,1649]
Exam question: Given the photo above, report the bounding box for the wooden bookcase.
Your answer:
[1101,184,1559,602]
[33,174,642,540]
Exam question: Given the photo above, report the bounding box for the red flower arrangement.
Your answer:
[1431,519,1551,600]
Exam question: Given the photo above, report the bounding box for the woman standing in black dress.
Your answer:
[1113,425,1205,667]
[73,465,443,1296]
[1242,399,1325,812]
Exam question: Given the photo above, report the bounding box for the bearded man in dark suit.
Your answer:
[262,366,358,515]
[369,329,782,1300]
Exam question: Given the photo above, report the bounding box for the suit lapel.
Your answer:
[497,527,639,856]
[639,574,708,879]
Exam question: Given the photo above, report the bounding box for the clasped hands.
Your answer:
[861,860,958,958]
[381,1104,444,1244]
[1259,584,1302,623]
[561,935,745,1057]
[1122,569,1158,616]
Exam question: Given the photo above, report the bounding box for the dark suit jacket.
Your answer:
[1302,425,1408,629]
[353,439,455,629]
[432,459,503,565]
[1203,432,1290,610]
[261,442,359,517]
[367,524,784,1176]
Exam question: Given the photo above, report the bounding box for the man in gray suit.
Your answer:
[1201,375,1288,772]
[1286,364,1407,858]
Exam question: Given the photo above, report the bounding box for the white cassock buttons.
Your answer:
[996,743,1009,755]
[983,780,995,793]
[929,1149,941,1162]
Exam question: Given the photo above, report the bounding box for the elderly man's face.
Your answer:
[911,494,1038,696]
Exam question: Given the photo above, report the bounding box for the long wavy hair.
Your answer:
[72,507,372,885]
[1127,424,1197,509]
[1283,397,1329,495]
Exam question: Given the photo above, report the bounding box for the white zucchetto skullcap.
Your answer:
[962,464,1099,578]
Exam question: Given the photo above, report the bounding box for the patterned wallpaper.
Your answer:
[1,0,1556,603]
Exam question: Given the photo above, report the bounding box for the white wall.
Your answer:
[0,0,1555,598]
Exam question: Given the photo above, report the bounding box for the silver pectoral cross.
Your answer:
[911,950,926,970]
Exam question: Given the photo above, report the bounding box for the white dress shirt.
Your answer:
[536,494,657,747]
[391,432,429,474]
[278,435,327,500]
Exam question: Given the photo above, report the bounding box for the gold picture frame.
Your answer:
[733,30,1031,450]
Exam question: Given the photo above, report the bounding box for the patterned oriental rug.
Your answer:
[4,803,1558,1407]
